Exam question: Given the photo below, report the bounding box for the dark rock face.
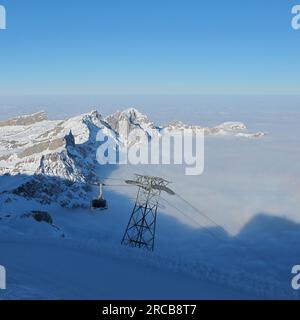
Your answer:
[12,176,90,208]
[30,211,53,225]
[65,130,76,148]
[13,177,66,204]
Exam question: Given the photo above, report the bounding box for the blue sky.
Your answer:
[0,0,299,95]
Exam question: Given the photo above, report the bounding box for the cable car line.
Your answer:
[160,196,223,241]
[174,193,226,234]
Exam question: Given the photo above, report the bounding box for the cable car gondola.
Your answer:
[91,182,108,210]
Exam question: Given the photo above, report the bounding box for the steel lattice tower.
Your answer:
[122,175,174,251]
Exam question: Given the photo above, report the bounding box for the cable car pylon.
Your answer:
[121,174,175,251]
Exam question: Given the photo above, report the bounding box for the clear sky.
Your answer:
[0,0,299,95]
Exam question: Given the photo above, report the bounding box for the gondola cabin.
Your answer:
[91,183,108,210]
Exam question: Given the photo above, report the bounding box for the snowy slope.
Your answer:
[0,239,251,300]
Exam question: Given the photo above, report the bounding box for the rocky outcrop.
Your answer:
[30,211,53,225]
[0,111,47,127]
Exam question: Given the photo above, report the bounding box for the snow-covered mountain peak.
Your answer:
[105,107,151,127]
[63,109,102,128]
[122,107,149,122]
[76,109,102,122]
[105,107,158,142]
